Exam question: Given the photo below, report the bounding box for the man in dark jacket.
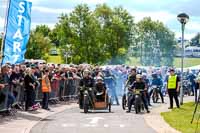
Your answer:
[127,74,150,113]
[79,69,95,108]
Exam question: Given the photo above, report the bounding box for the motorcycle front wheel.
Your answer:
[83,96,89,113]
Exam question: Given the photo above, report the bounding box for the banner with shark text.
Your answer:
[2,0,32,64]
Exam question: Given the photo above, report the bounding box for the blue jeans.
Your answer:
[7,93,16,108]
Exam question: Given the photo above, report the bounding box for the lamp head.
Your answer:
[177,13,189,24]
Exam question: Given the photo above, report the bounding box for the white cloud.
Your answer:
[131,0,164,4]
[31,22,55,29]
[28,0,41,4]
[186,21,200,31]
[29,0,107,5]
[175,20,200,39]
[0,17,5,31]
[76,0,107,4]
[0,17,5,24]
[131,10,198,40]
[132,10,175,24]
[32,6,72,14]
[175,32,196,40]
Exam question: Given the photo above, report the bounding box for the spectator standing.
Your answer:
[2,65,16,108]
[24,68,37,111]
[41,70,51,110]
[167,68,180,109]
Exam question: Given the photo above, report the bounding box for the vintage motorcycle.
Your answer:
[79,86,112,113]
[134,89,145,114]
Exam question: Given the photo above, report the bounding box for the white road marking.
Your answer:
[104,124,109,128]
[62,123,126,128]
[62,124,67,127]
[86,117,104,124]
[120,124,125,128]
[82,124,97,127]
[62,123,76,127]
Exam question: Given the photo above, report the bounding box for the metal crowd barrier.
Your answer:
[0,87,9,113]
[49,79,60,104]
[34,78,79,104]
[0,77,80,115]
[10,84,24,110]
[59,78,79,102]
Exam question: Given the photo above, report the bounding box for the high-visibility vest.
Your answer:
[168,75,177,89]
[42,76,51,93]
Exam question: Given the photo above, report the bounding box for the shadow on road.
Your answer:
[40,118,54,121]
[80,111,114,114]
[0,111,43,125]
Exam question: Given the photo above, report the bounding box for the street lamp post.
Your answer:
[177,13,189,105]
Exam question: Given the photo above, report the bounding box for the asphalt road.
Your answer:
[30,104,156,133]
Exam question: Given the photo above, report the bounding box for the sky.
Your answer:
[0,0,200,40]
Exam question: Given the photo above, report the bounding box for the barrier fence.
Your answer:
[0,86,9,112]
[0,78,80,114]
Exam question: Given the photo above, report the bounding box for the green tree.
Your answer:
[35,25,51,37]
[191,33,200,46]
[49,27,60,46]
[52,4,176,66]
[69,4,101,64]
[95,5,135,64]
[25,30,51,60]
[55,4,107,64]
[54,4,135,64]
[94,4,113,62]
[137,17,176,66]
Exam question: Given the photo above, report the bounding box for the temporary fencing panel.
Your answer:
[0,86,9,112]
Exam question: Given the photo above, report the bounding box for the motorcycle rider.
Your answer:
[79,69,95,87]
[149,73,164,103]
[126,68,137,86]
[79,69,95,108]
[95,77,107,101]
[126,74,150,113]
[142,73,151,106]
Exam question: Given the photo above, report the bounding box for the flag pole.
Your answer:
[1,0,11,66]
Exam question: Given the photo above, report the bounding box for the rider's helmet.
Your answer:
[96,76,103,81]
[137,70,142,75]
[136,74,142,79]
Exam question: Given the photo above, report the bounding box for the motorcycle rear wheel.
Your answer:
[152,91,159,103]
[83,97,89,113]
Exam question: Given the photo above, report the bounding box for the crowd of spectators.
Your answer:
[0,62,200,114]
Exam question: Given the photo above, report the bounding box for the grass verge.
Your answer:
[126,57,200,68]
[174,58,200,68]
[161,102,200,133]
